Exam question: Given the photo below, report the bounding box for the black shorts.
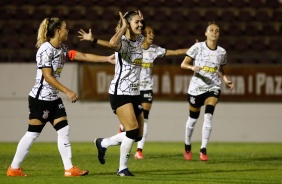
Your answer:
[140,90,153,103]
[109,94,143,117]
[187,89,221,108]
[28,96,67,124]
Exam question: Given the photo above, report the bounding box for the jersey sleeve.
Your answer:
[119,35,129,53]
[221,52,227,66]
[37,45,53,69]
[156,45,166,58]
[186,43,198,59]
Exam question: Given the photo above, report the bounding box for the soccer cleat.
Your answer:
[200,148,208,161]
[134,150,144,159]
[117,168,134,176]
[95,138,107,164]
[64,166,89,177]
[7,166,28,177]
[183,150,192,160]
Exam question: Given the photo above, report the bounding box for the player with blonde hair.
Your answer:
[6,17,114,177]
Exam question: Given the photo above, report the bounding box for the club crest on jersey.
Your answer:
[42,110,49,119]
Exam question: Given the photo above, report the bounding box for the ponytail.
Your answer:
[36,18,63,48]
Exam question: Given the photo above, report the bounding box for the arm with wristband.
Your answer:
[78,28,111,48]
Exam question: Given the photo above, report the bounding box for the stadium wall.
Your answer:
[0,63,281,143]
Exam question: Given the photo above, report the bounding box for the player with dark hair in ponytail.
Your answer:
[181,21,234,161]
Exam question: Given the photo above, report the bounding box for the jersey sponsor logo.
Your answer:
[55,67,63,74]
[198,86,209,91]
[195,88,219,95]
[42,110,49,119]
[144,93,152,101]
[132,58,143,65]
[141,81,149,84]
[202,66,218,73]
[51,89,59,97]
[142,62,153,68]
[130,83,140,90]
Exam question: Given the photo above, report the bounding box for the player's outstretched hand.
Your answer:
[78,28,93,42]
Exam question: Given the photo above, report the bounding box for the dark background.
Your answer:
[0,0,281,64]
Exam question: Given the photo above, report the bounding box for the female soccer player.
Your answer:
[78,25,189,159]
[95,10,145,176]
[6,17,114,177]
[181,21,234,161]
[132,25,189,159]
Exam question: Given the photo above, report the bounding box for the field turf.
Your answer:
[1,142,281,184]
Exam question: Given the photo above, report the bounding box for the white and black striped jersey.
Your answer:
[140,44,166,91]
[109,35,144,96]
[29,42,73,101]
[186,41,227,96]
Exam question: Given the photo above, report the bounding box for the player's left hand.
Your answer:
[137,10,143,20]
[78,28,93,41]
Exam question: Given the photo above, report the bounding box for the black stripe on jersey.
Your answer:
[35,74,45,99]
[163,49,167,58]
[38,66,52,69]
[186,55,194,60]
[114,53,123,95]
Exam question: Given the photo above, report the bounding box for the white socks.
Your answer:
[137,119,148,149]
[201,113,213,148]
[10,125,73,170]
[11,131,39,169]
[184,117,197,145]
[57,125,72,170]
[101,132,126,148]
[119,136,134,171]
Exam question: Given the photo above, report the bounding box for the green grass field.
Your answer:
[1,142,281,184]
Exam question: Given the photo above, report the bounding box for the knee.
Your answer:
[54,120,69,138]
[28,124,44,133]
[54,120,69,131]
[205,105,215,115]
[126,128,139,140]
[190,110,200,119]
[27,125,43,140]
